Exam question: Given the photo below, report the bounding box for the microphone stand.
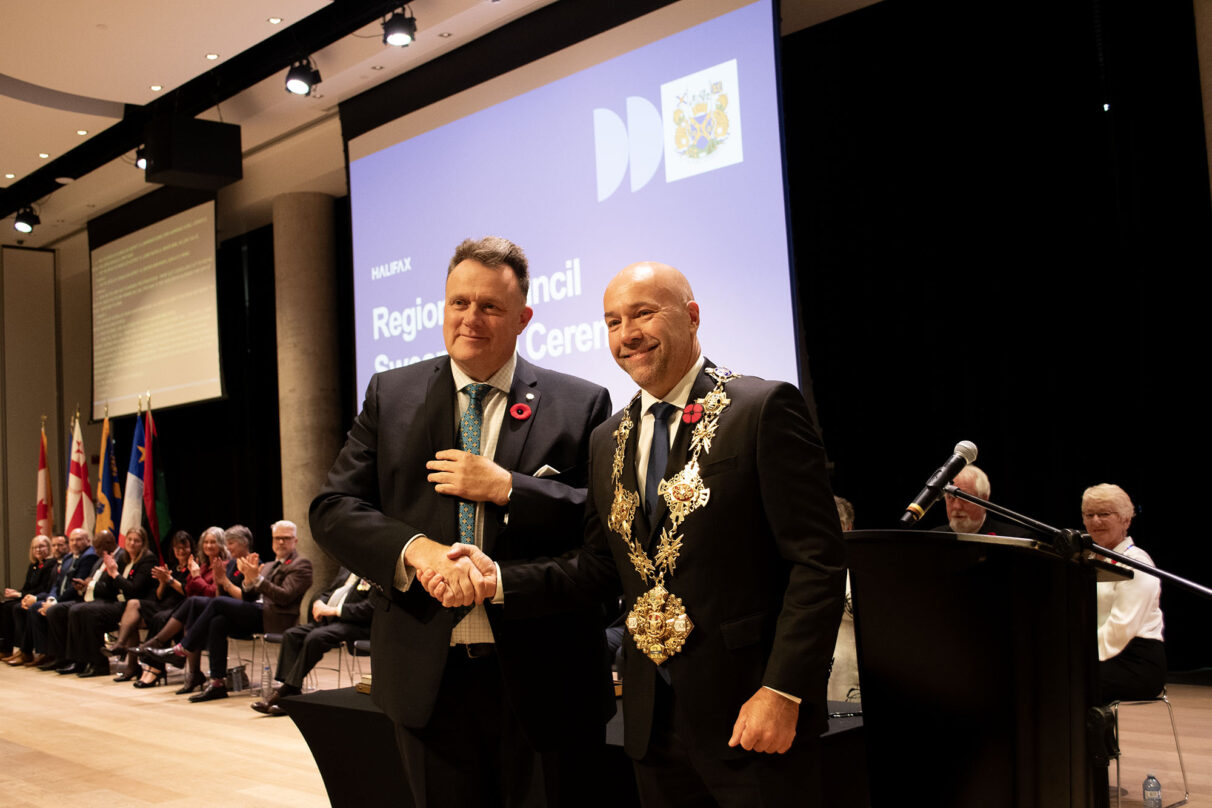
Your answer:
[942,484,1212,601]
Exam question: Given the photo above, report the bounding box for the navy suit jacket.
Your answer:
[311,354,613,747]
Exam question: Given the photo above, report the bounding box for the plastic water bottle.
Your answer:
[1142,774,1161,808]
[261,663,272,698]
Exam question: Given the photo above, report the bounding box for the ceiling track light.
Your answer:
[382,7,417,47]
[14,206,40,234]
[135,146,148,171]
[285,57,322,95]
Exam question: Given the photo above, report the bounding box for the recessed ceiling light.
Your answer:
[77,129,88,136]
[4,173,14,179]
[438,32,453,38]
[370,65,385,71]
[268,16,282,24]
[55,176,75,185]
[205,53,219,60]
[38,152,50,159]
[150,84,163,91]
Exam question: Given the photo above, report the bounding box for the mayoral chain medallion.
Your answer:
[607,366,741,665]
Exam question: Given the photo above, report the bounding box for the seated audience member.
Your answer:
[144,520,312,701]
[827,496,861,703]
[40,528,112,673]
[30,528,99,668]
[932,464,1037,538]
[56,526,156,677]
[1,535,56,661]
[1083,483,1165,702]
[112,530,207,681]
[135,524,255,690]
[6,534,69,666]
[252,567,373,716]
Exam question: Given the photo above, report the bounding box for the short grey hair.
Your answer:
[448,236,529,297]
[271,520,298,536]
[224,524,253,550]
[1082,483,1134,519]
[954,465,990,499]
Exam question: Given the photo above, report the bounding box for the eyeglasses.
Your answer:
[1081,511,1118,520]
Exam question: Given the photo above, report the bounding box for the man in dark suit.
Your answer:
[431,262,846,807]
[310,236,613,807]
[930,464,1038,538]
[251,566,373,716]
[30,528,98,669]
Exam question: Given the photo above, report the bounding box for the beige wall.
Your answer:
[1,246,60,586]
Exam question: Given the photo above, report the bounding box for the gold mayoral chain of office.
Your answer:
[607,366,741,665]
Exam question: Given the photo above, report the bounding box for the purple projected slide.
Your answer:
[350,0,796,407]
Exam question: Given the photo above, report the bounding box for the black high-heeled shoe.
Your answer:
[133,669,166,688]
[175,668,205,695]
[113,654,140,682]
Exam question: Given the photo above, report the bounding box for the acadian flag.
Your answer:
[64,416,95,535]
[95,414,123,534]
[118,410,146,546]
[35,423,54,536]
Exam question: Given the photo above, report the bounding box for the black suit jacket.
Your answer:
[504,364,847,759]
[310,355,613,747]
[312,567,374,627]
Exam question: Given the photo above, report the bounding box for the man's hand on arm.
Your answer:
[426,449,512,506]
[419,544,498,607]
[727,687,799,754]
[312,600,338,621]
[404,537,486,607]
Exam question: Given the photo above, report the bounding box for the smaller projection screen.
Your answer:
[90,200,222,418]
[347,0,799,407]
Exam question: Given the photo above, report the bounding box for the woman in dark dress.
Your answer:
[0,535,54,660]
[112,530,194,681]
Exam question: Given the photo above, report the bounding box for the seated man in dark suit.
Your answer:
[930,464,1037,538]
[32,528,99,669]
[251,566,373,716]
[44,528,119,673]
[145,520,313,701]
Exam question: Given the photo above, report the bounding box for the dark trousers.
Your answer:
[67,600,124,665]
[394,647,603,808]
[21,601,54,654]
[1101,637,1167,703]
[182,597,262,678]
[45,601,76,658]
[0,600,19,652]
[632,679,822,808]
[276,620,369,689]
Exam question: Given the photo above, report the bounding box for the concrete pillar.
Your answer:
[271,192,341,592]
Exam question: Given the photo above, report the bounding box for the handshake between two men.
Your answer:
[406,446,507,607]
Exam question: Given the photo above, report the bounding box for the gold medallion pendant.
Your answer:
[625,585,695,665]
[608,367,741,667]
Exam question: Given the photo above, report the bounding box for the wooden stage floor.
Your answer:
[2,648,1210,807]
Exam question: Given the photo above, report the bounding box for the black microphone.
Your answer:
[899,441,978,525]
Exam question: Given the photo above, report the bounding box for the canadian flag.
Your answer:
[65,416,95,535]
[35,424,54,536]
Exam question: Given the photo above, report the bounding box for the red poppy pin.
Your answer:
[510,403,532,421]
[682,403,704,424]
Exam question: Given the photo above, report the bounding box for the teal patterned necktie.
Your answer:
[454,383,489,624]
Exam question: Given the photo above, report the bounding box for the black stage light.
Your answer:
[135,146,148,170]
[285,58,321,95]
[383,9,417,47]
[14,206,40,234]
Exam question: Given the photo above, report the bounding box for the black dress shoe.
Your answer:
[77,662,110,678]
[188,682,228,702]
[35,656,58,671]
[55,662,80,675]
[265,702,288,717]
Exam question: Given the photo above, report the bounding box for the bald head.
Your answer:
[69,528,91,555]
[603,262,701,398]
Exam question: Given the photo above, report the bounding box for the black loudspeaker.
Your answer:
[144,118,243,190]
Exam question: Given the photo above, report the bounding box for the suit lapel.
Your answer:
[424,359,460,542]
[484,358,538,555]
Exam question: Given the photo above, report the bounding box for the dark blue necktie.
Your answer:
[646,402,676,518]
